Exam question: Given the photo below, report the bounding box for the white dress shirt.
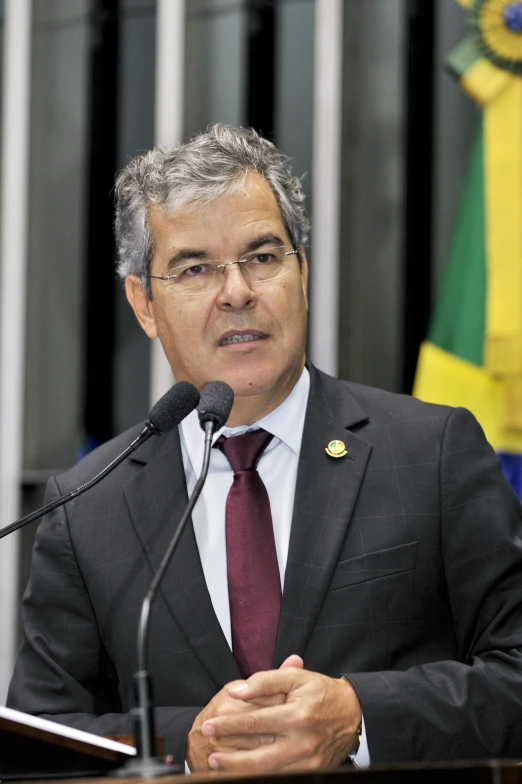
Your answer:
[179,367,369,767]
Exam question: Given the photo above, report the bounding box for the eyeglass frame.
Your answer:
[148,245,302,294]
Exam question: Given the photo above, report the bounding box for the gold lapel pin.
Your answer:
[325,440,347,458]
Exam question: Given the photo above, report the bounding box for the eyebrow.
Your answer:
[166,234,286,270]
[242,234,286,253]
[167,249,209,270]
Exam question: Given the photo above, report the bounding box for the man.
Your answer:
[8,125,522,770]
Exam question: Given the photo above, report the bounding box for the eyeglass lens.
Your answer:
[156,246,297,296]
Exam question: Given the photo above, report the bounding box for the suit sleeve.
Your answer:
[345,407,522,762]
[6,477,200,765]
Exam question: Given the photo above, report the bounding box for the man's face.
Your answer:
[126,173,308,424]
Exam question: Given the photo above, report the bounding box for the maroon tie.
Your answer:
[215,429,281,677]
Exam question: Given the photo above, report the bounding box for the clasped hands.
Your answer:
[186,655,362,773]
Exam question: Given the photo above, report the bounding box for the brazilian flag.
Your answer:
[414,0,522,499]
[414,120,522,498]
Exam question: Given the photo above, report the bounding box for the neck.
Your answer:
[225,361,305,427]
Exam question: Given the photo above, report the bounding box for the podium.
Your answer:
[162,763,522,784]
[0,706,135,779]
[0,707,519,781]
[10,762,522,783]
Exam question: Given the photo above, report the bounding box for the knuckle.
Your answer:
[217,703,233,719]
[299,736,317,758]
[244,714,259,734]
[307,754,323,771]
[294,708,311,730]
[212,695,228,717]
[259,671,274,692]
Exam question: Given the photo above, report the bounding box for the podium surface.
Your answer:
[19,761,521,784]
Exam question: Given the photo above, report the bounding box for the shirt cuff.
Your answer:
[349,716,370,768]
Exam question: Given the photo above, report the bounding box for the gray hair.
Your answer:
[114,124,310,298]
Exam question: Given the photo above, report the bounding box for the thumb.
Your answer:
[279,654,304,669]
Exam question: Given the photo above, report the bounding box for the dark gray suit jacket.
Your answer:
[7,365,522,764]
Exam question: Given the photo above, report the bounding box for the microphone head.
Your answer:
[198,381,234,431]
[147,381,200,434]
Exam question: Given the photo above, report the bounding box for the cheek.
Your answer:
[286,283,308,317]
[276,293,307,348]
[152,300,180,341]
[154,293,186,323]
[155,300,209,349]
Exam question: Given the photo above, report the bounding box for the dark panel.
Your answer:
[113,0,156,434]
[247,0,276,140]
[402,0,435,392]
[83,0,120,450]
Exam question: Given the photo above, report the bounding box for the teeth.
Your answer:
[222,334,261,346]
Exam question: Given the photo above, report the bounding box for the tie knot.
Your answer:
[215,429,273,473]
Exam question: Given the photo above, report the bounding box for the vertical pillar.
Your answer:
[310,0,343,376]
[150,0,186,405]
[0,0,32,702]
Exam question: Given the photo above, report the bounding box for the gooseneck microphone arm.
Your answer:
[117,380,234,779]
[0,381,200,542]
[0,428,153,541]
[137,419,213,676]
[124,421,214,777]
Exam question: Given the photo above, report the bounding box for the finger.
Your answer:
[224,683,287,707]
[210,733,276,751]
[279,654,304,669]
[248,692,287,707]
[228,667,302,700]
[202,703,294,739]
[208,738,299,772]
[219,691,285,712]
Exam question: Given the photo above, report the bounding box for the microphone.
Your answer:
[145,381,201,437]
[0,381,200,541]
[198,380,235,432]
[118,381,234,778]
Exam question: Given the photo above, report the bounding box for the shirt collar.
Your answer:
[180,367,310,473]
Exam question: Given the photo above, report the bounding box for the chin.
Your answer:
[227,380,268,399]
[223,370,274,399]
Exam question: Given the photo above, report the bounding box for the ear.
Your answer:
[125,275,158,339]
[300,252,309,309]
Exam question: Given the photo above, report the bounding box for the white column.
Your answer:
[310,0,343,376]
[0,0,32,703]
[150,0,186,405]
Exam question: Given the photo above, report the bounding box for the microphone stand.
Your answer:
[114,420,215,778]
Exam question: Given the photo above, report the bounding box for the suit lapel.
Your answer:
[123,429,241,688]
[273,365,372,665]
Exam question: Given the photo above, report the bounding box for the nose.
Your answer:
[216,262,257,311]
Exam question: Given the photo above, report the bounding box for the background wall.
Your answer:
[25,0,89,473]
[338,0,406,392]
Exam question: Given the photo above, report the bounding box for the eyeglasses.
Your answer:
[149,246,300,296]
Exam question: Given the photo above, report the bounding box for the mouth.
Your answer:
[218,331,268,347]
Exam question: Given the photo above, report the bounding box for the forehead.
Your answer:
[148,173,288,249]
